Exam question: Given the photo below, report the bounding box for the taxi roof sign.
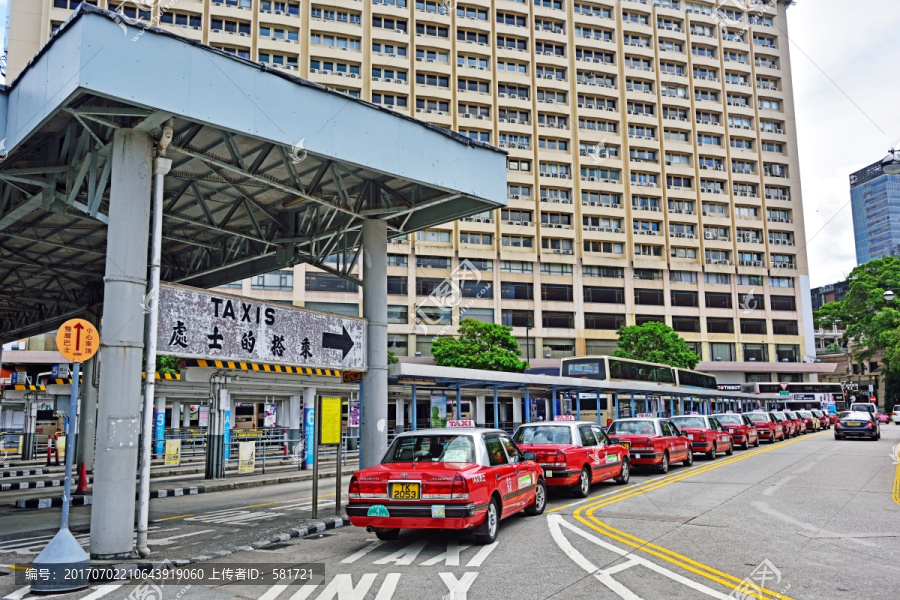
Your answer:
[553,415,575,421]
[56,319,100,363]
[447,420,475,427]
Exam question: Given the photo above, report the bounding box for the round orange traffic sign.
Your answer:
[56,319,100,363]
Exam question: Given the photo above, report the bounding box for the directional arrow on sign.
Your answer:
[322,326,355,359]
[73,322,84,351]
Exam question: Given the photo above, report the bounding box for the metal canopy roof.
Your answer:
[389,363,765,401]
[0,6,506,340]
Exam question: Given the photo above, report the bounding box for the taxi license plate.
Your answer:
[390,482,420,500]
[847,422,860,427]
[687,435,694,440]
[620,441,631,451]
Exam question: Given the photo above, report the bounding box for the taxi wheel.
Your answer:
[657,452,669,474]
[525,480,547,516]
[753,436,760,447]
[572,467,591,498]
[474,498,500,544]
[706,444,717,460]
[742,438,750,450]
[615,460,630,484]
[682,449,693,467]
[725,441,734,456]
[374,528,400,541]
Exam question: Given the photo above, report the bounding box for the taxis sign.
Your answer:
[447,420,475,427]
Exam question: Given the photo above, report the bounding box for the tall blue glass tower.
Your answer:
[850,161,900,264]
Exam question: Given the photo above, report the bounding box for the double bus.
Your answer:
[561,355,677,384]
[742,382,845,413]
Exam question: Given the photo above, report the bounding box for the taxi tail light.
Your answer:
[553,451,566,464]
[349,477,360,499]
[450,474,470,500]
[697,434,706,441]
[356,478,387,497]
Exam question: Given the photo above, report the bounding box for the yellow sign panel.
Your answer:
[56,319,100,363]
[164,440,181,466]
[238,441,255,474]
[320,397,343,445]
[342,371,364,383]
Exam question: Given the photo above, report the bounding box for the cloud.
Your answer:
[787,1,900,287]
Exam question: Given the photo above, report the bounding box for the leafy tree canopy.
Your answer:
[432,319,529,372]
[614,322,699,369]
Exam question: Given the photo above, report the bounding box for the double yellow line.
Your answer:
[565,432,827,600]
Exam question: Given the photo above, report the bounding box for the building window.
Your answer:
[387,255,408,267]
[543,338,576,359]
[542,311,575,328]
[671,291,698,307]
[740,319,767,335]
[585,339,618,355]
[746,372,772,383]
[706,292,732,309]
[769,277,794,288]
[387,305,409,324]
[541,284,574,302]
[417,229,452,243]
[416,278,448,296]
[500,282,534,300]
[252,270,293,290]
[584,287,624,304]
[461,258,493,272]
[778,373,802,383]
[460,307,494,323]
[775,344,800,362]
[584,314,625,330]
[672,317,700,333]
[772,320,799,335]
[635,289,665,305]
[461,280,493,298]
[305,272,358,293]
[633,269,663,281]
[709,342,735,361]
[416,256,451,269]
[770,296,796,311]
[670,270,699,283]
[460,232,493,245]
[501,309,534,327]
[584,266,624,278]
[387,334,408,356]
[417,306,452,325]
[304,302,359,317]
[387,276,408,295]
[707,318,734,334]
[635,315,665,325]
[743,344,769,362]
[705,273,731,285]
[500,260,533,273]
[540,263,573,275]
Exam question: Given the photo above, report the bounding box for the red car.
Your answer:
[346,428,545,543]
[514,421,630,497]
[771,412,796,437]
[670,415,734,459]
[606,418,693,474]
[743,412,785,443]
[711,413,760,450]
[785,410,808,434]
[876,412,890,424]
[811,409,830,430]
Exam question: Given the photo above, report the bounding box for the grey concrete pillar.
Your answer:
[22,398,37,460]
[287,394,302,459]
[511,395,522,428]
[475,395,486,427]
[205,386,228,479]
[361,219,388,469]
[170,401,181,429]
[395,398,404,433]
[76,313,100,472]
[303,387,316,469]
[90,129,152,559]
[182,403,191,428]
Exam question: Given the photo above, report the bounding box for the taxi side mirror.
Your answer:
[522,451,536,462]
[608,437,619,444]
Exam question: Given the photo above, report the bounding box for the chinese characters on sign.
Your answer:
[56,319,100,363]
[155,283,367,371]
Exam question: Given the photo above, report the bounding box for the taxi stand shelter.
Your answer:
[388,363,779,430]
[0,6,505,558]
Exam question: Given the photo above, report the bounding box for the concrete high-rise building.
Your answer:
[7,0,818,382]
[850,160,900,265]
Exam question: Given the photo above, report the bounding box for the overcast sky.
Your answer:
[0,0,891,288]
[787,0,900,287]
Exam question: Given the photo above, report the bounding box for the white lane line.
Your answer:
[761,475,794,497]
[147,530,216,545]
[1,586,30,600]
[80,584,123,600]
[464,541,498,568]
[258,584,290,600]
[603,560,640,576]
[373,573,401,600]
[547,515,732,600]
[286,584,319,600]
[341,541,382,564]
[750,501,876,548]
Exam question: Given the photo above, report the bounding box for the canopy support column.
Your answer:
[361,219,388,469]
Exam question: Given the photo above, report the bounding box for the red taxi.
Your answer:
[606,418,693,474]
[514,421,630,497]
[771,412,796,438]
[346,428,545,544]
[785,410,808,434]
[710,413,760,450]
[670,415,734,460]
[743,412,785,443]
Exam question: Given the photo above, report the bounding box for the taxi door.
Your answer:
[484,434,518,516]
[662,421,686,461]
[577,425,605,482]
[499,434,535,511]
[592,425,624,480]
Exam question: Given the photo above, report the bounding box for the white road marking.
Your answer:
[761,475,794,497]
[439,572,478,600]
[421,541,472,566]
[374,540,427,566]
[286,584,319,600]
[547,515,733,600]
[373,573,401,600]
[464,541,498,568]
[340,541,381,564]
[184,510,278,525]
[316,573,377,600]
[258,583,290,600]
[80,584,123,600]
[750,501,876,547]
[147,530,215,545]
[1,585,30,600]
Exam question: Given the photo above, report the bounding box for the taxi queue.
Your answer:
[346,408,832,543]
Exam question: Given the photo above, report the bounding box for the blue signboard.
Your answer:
[9,371,18,384]
[223,409,232,460]
[154,410,166,455]
[304,406,315,468]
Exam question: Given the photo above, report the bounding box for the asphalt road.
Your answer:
[2,425,899,600]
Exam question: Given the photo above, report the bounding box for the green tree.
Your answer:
[432,319,529,372]
[614,322,699,369]
[387,350,399,365]
[156,355,180,375]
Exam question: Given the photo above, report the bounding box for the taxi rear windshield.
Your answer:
[383,435,475,464]
[715,414,742,425]
[745,413,769,422]
[514,426,572,445]
[608,420,656,435]
[671,417,705,429]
